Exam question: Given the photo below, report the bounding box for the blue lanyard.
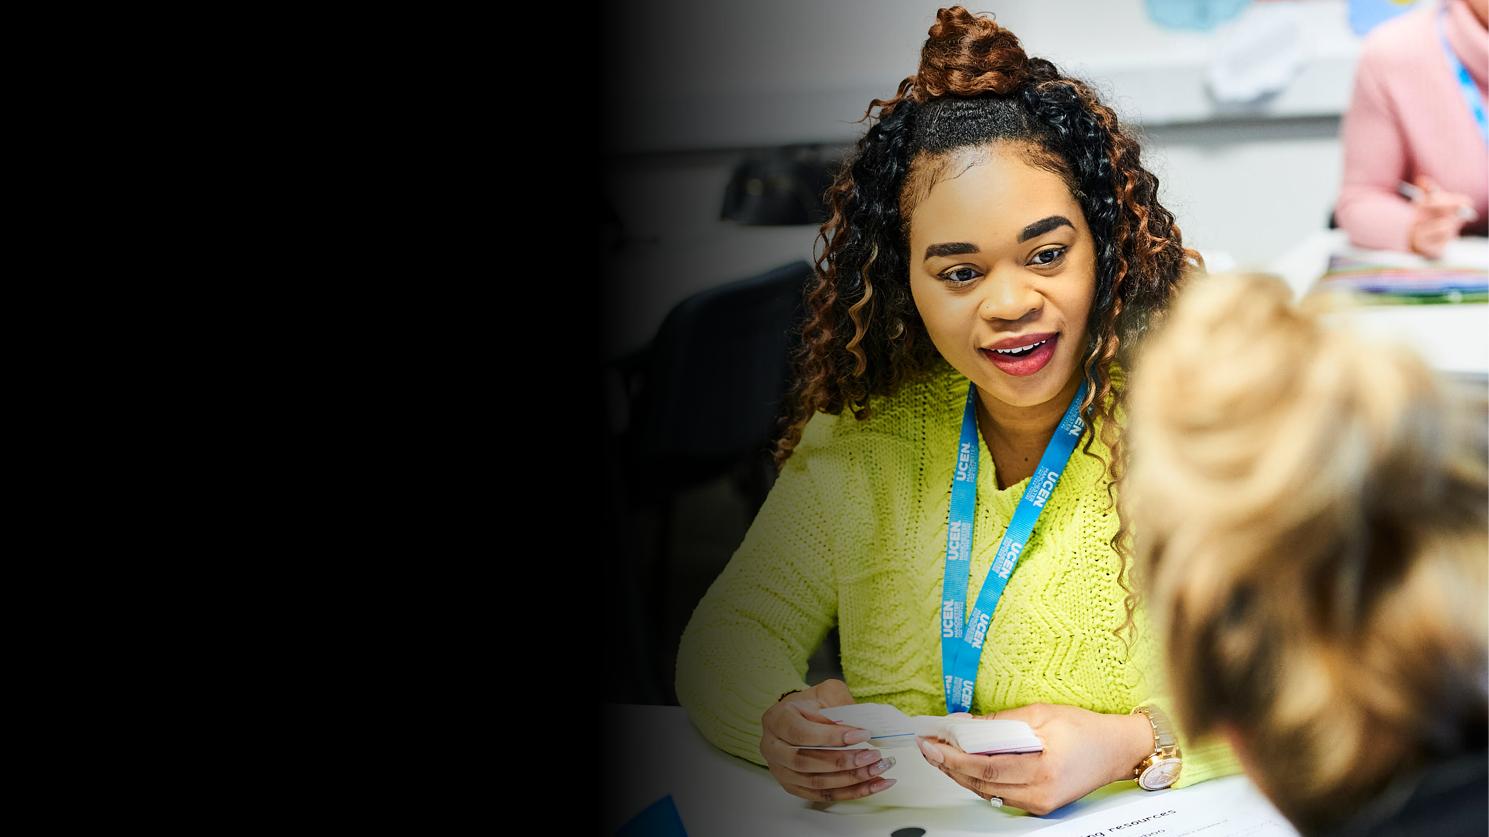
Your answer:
[940,378,1087,714]
[1439,0,1489,146]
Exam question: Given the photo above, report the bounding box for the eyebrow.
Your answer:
[1018,215,1073,242]
[921,215,1075,261]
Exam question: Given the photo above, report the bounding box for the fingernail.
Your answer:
[855,749,880,767]
[871,778,896,792]
[844,729,871,744]
[918,738,944,764]
[870,757,896,775]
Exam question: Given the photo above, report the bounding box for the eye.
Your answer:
[1030,246,1067,267]
[937,266,981,287]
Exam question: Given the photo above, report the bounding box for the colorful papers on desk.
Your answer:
[1310,253,1489,305]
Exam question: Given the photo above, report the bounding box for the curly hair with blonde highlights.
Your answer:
[772,6,1201,644]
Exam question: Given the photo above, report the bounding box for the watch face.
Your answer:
[1139,757,1182,790]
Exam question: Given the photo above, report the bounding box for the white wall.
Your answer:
[604,0,1361,269]
[1140,119,1344,266]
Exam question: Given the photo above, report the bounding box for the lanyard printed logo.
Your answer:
[940,378,1087,714]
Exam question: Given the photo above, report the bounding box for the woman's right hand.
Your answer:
[758,678,898,802]
[1407,176,1473,259]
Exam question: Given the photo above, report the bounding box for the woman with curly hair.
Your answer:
[675,6,1240,814]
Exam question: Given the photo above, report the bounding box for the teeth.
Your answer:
[992,339,1048,355]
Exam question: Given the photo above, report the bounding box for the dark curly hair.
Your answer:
[771,6,1202,645]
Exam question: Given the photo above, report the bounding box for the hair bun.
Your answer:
[915,6,1031,100]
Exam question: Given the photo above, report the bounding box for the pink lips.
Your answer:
[980,334,1058,377]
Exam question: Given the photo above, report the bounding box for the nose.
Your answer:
[977,268,1042,323]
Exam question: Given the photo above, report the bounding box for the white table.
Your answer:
[604,704,1289,837]
[1266,230,1489,376]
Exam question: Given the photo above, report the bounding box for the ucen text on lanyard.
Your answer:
[941,378,1088,714]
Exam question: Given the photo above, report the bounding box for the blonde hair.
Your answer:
[1124,273,1488,834]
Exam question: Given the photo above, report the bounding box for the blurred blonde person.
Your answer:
[1124,274,1488,835]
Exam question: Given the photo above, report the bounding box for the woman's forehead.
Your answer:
[907,147,1082,243]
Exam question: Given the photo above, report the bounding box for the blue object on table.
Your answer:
[618,794,689,837]
[1145,0,1251,30]
[1349,0,1422,36]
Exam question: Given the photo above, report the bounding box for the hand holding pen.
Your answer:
[1400,176,1477,260]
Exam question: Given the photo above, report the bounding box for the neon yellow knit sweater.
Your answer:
[675,355,1240,790]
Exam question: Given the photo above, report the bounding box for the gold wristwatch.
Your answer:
[1131,705,1182,790]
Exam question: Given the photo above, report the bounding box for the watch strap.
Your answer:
[1131,704,1182,789]
[1134,704,1177,751]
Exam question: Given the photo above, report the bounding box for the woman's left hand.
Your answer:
[916,703,1153,815]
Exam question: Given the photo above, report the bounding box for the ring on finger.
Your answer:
[988,796,1004,808]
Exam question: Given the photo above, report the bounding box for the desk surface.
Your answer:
[1266,230,1489,375]
[605,704,1289,837]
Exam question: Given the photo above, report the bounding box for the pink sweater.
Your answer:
[1337,0,1489,251]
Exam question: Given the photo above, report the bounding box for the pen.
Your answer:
[1398,181,1479,222]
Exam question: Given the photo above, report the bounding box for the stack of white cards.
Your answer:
[816,703,1043,755]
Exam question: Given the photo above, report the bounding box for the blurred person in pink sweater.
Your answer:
[1336,0,1488,258]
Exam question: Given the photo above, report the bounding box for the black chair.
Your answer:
[612,259,814,701]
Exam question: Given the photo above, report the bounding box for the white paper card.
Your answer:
[810,703,1044,755]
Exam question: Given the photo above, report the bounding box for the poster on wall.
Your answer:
[1350,0,1424,34]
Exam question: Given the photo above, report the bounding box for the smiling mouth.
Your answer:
[988,338,1050,357]
[979,333,1060,377]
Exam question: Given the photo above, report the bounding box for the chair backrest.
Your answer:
[628,260,813,492]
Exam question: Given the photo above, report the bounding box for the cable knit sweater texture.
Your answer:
[675,355,1240,790]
